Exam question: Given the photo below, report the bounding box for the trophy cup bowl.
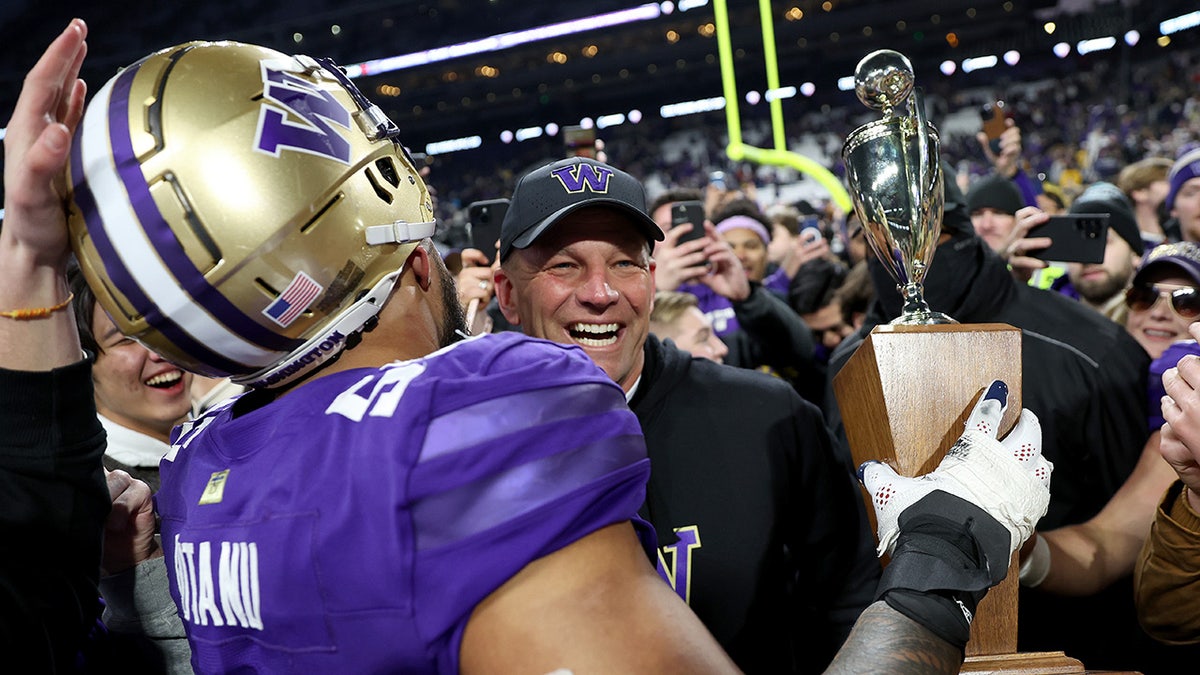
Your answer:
[842,50,952,325]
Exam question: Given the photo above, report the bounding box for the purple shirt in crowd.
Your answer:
[680,269,790,338]
[157,332,652,673]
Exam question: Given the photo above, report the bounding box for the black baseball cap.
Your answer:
[499,156,664,261]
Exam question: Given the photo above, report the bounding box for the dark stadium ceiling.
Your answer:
[1,0,1196,150]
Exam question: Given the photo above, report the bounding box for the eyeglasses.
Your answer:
[1124,283,1200,320]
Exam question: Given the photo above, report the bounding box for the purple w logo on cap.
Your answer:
[254,65,352,164]
[550,163,614,194]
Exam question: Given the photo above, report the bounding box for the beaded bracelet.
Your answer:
[0,292,75,320]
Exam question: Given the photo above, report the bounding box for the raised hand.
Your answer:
[0,19,89,370]
[3,19,88,269]
[653,223,710,292]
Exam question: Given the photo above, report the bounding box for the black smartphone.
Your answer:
[670,200,707,245]
[468,198,509,265]
[1027,214,1110,264]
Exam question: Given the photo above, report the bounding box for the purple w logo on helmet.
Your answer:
[254,66,352,164]
[550,163,614,194]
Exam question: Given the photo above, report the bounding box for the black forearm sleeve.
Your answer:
[874,490,1010,650]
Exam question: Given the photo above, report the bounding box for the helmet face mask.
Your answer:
[67,41,435,388]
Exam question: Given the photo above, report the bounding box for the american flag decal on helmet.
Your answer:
[263,271,324,327]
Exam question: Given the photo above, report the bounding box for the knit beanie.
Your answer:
[1070,182,1141,254]
[966,174,1024,217]
[1167,142,1200,211]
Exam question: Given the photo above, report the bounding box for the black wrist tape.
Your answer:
[875,490,1011,650]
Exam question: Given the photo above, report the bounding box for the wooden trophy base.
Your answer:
[961,650,1084,674]
[835,322,1049,664]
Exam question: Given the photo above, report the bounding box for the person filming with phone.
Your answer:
[1051,183,1146,321]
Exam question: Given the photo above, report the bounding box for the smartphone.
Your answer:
[670,200,707,245]
[1026,214,1109,264]
[468,198,509,265]
[980,100,1008,154]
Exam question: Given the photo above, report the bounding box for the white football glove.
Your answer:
[859,380,1052,557]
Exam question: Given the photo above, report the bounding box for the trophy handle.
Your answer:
[910,87,941,246]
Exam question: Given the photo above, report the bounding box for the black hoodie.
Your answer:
[629,335,878,674]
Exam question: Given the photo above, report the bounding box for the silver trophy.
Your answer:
[842,50,952,324]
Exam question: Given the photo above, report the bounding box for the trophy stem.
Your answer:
[892,282,957,325]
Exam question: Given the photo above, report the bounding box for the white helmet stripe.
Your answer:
[78,75,280,367]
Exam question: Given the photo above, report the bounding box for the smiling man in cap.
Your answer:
[495,155,884,673]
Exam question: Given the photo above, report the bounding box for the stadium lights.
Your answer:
[596,113,627,129]
[961,54,998,73]
[677,0,709,11]
[1053,42,1071,58]
[660,96,726,118]
[837,76,855,91]
[345,4,663,78]
[765,86,797,101]
[1077,36,1117,55]
[500,130,515,144]
[799,82,816,97]
[940,60,956,75]
[1003,50,1020,66]
[1125,30,1140,46]
[746,90,762,105]
[515,126,544,142]
[425,135,482,156]
[545,122,560,136]
[1161,10,1200,35]
[579,117,595,129]
[628,109,644,123]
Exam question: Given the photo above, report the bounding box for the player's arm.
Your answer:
[825,602,964,674]
[0,19,88,371]
[460,521,739,675]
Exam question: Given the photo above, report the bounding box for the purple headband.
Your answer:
[715,215,771,245]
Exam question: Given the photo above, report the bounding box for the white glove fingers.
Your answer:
[859,460,923,557]
[1031,455,1053,489]
[859,460,908,511]
[999,408,1042,465]
[964,380,1010,439]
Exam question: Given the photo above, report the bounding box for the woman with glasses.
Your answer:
[1124,243,1200,360]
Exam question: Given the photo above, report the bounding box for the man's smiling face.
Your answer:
[496,207,655,392]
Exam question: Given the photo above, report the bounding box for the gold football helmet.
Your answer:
[67,41,435,388]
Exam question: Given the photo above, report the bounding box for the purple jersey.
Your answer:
[157,333,651,673]
[678,282,739,337]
